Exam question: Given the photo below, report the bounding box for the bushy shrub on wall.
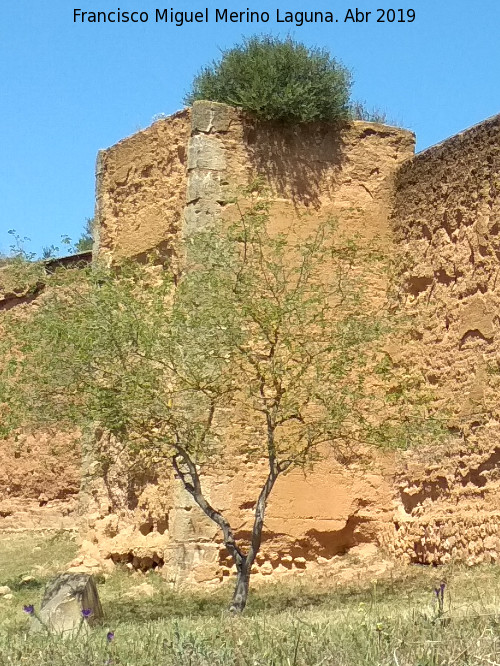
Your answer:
[184,36,352,124]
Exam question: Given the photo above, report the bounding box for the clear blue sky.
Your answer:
[1,0,499,256]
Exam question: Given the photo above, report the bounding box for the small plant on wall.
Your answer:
[185,36,352,124]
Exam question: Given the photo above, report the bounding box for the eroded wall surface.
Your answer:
[391,113,500,564]
[21,103,500,581]
[0,286,81,532]
[185,101,414,243]
[95,110,190,268]
[76,102,416,582]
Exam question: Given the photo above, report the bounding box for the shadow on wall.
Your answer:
[224,515,369,565]
[243,120,347,208]
[123,240,178,269]
[89,429,166,514]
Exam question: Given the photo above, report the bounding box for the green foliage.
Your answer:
[185,36,352,123]
[0,231,46,296]
[40,235,73,260]
[0,192,449,610]
[0,221,92,299]
[350,101,388,124]
[0,257,45,297]
[74,218,94,253]
[1,195,445,456]
[0,196,419,460]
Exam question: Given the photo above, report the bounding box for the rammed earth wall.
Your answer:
[74,104,500,578]
[95,109,190,270]
[80,102,416,583]
[390,114,500,565]
[0,261,90,532]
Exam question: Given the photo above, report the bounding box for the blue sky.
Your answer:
[1,0,499,256]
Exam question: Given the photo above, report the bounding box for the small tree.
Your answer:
[185,36,352,123]
[0,195,442,612]
[74,218,94,253]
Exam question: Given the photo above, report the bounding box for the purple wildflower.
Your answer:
[81,608,93,619]
[435,582,446,601]
[23,605,35,615]
[107,631,115,642]
[434,581,446,615]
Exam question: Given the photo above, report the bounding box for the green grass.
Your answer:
[0,530,78,630]
[3,533,500,664]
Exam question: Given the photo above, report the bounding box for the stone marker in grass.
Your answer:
[31,573,103,635]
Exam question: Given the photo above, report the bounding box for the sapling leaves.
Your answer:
[0,192,450,612]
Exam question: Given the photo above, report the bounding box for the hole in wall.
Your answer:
[400,476,450,514]
[139,522,154,536]
[459,329,493,350]
[157,518,168,535]
[435,269,454,286]
[407,276,433,296]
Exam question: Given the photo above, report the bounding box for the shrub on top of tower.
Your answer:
[184,35,352,124]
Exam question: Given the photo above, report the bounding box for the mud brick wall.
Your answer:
[94,109,190,269]
[0,277,83,532]
[78,102,416,583]
[9,102,500,577]
[391,113,500,564]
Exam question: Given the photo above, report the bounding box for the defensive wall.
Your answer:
[0,253,92,532]
[2,103,500,582]
[72,102,414,583]
[390,115,500,565]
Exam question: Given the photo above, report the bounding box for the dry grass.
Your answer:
[2,532,500,664]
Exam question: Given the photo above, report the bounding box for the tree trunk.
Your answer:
[171,447,279,615]
[229,561,251,614]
